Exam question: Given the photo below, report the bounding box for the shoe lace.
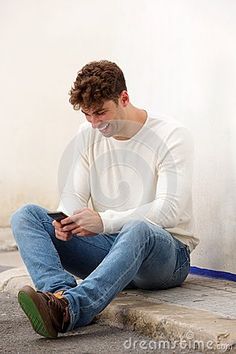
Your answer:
[43,291,70,332]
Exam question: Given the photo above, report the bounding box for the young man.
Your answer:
[11,60,199,338]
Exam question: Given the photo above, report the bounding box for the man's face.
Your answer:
[81,94,128,138]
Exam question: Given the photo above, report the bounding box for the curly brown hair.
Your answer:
[69,60,127,110]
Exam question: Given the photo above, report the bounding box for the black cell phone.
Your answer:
[47,211,68,222]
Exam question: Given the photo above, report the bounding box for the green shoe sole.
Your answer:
[18,290,57,338]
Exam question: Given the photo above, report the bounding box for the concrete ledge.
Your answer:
[1,267,235,352]
[0,267,32,294]
[98,293,235,352]
[0,228,17,252]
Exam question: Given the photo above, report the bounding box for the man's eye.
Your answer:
[97,112,105,116]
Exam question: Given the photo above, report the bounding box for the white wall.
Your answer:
[1,0,235,273]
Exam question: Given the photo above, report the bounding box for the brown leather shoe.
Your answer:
[18,285,70,338]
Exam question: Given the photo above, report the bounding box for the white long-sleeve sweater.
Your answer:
[57,115,199,252]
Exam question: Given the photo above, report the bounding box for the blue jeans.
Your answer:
[10,204,190,330]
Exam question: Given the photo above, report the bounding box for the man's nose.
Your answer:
[91,116,100,129]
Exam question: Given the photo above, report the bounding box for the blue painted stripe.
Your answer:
[190,266,236,282]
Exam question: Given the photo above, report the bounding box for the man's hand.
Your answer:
[53,220,73,241]
[53,208,104,240]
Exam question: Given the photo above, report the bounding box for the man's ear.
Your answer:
[119,90,129,107]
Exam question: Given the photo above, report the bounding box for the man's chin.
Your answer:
[100,131,113,138]
[98,124,114,137]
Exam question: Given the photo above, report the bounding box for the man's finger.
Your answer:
[52,220,61,228]
[71,227,84,235]
[55,230,72,241]
[61,216,74,225]
[62,222,79,232]
[74,228,97,236]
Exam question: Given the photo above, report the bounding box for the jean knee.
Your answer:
[120,220,152,241]
[10,203,44,227]
[122,220,150,230]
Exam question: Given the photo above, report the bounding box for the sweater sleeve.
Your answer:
[57,124,91,216]
[98,127,194,233]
